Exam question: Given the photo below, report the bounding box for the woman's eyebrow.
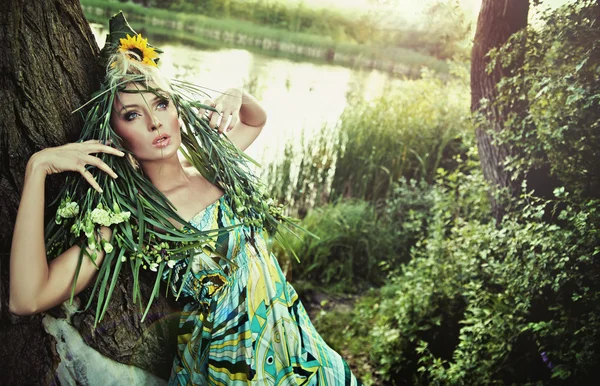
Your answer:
[119,95,165,111]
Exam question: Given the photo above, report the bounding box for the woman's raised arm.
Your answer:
[9,142,124,315]
[199,88,267,151]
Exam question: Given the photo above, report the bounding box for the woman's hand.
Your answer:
[197,88,243,134]
[30,140,125,193]
[196,89,266,151]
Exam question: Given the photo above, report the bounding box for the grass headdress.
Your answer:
[46,12,304,325]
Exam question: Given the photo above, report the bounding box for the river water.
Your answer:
[90,24,404,167]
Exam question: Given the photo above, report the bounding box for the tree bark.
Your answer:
[471,0,530,220]
[0,2,178,384]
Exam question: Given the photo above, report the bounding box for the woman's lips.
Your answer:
[152,134,171,148]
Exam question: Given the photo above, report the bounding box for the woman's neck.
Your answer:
[140,154,190,193]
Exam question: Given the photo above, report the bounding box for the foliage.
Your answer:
[303,144,599,384]
[123,0,475,59]
[310,290,383,386]
[360,161,600,384]
[306,2,600,384]
[97,0,381,45]
[265,125,336,211]
[380,178,436,268]
[363,149,484,383]
[144,0,378,44]
[265,2,600,384]
[487,0,600,202]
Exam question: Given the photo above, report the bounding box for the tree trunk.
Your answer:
[0,2,178,384]
[471,0,530,220]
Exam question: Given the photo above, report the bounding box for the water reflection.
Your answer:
[90,24,403,165]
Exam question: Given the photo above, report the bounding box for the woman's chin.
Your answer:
[138,147,180,163]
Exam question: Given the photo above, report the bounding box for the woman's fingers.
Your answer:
[202,95,241,133]
[198,99,215,119]
[81,140,125,157]
[218,109,234,133]
[227,114,238,132]
[208,89,243,134]
[94,143,124,156]
[84,155,118,179]
[79,166,103,193]
[76,153,117,193]
[87,144,125,157]
[40,141,123,192]
[209,113,219,130]
[209,102,224,131]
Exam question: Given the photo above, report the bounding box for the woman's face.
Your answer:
[111,82,180,162]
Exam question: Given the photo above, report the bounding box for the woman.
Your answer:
[9,12,361,386]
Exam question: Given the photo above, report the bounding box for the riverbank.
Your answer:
[81,0,448,77]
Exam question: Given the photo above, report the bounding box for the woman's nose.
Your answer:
[150,115,163,131]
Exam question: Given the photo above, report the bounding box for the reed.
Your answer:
[266,65,472,210]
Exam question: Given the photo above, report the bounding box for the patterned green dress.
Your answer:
[165,195,362,385]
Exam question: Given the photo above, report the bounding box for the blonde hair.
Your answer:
[104,50,173,94]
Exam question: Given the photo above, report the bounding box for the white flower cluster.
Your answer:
[63,203,132,256]
[58,201,80,218]
[90,204,131,227]
[55,200,80,224]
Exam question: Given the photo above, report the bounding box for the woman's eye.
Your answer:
[158,99,170,109]
[125,112,140,121]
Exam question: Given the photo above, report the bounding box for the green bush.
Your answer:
[365,162,600,385]
[299,150,599,384]
[272,3,600,384]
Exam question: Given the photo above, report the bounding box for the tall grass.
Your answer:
[266,64,472,209]
[331,66,471,204]
[265,126,338,212]
[273,178,438,292]
[275,200,400,292]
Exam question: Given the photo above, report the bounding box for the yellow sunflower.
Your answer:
[118,34,159,67]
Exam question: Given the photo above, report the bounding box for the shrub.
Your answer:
[367,163,600,385]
